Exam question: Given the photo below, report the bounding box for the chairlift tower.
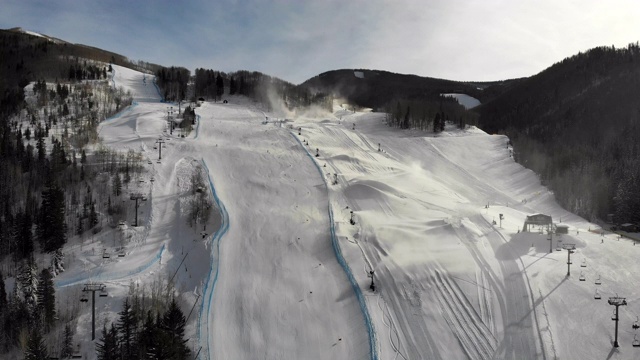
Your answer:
[155,138,165,160]
[548,227,553,253]
[562,243,576,277]
[608,296,627,347]
[81,283,107,340]
[130,193,147,226]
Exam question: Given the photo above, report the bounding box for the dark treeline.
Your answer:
[478,43,640,223]
[383,96,478,132]
[0,78,135,265]
[155,66,190,102]
[0,29,161,95]
[192,68,332,112]
[300,69,516,111]
[95,291,190,360]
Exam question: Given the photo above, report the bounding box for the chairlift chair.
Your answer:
[80,294,88,303]
[633,334,640,347]
[102,252,110,259]
[579,271,585,281]
[633,316,639,330]
[595,275,602,285]
[581,258,587,267]
[594,289,601,300]
[612,309,618,321]
[99,289,108,297]
[148,160,152,165]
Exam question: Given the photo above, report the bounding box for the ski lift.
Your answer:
[80,293,88,303]
[612,309,618,321]
[150,177,155,182]
[118,249,125,257]
[156,160,161,164]
[555,245,562,251]
[595,274,602,285]
[581,258,587,267]
[148,160,152,165]
[153,146,157,150]
[579,271,585,281]
[633,334,640,347]
[102,249,110,259]
[594,289,601,300]
[99,289,108,297]
[633,316,639,330]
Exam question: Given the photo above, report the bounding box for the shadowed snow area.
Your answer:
[56,66,640,360]
[442,93,481,109]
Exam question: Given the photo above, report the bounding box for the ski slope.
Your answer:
[54,66,640,360]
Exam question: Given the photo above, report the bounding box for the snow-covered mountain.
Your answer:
[50,65,640,360]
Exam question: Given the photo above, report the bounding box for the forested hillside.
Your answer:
[477,43,640,223]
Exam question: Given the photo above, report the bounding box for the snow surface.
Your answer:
[51,65,640,360]
[442,93,481,109]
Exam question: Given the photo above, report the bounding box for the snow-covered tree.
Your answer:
[50,249,65,276]
[17,261,39,312]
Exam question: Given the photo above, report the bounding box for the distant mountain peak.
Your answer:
[7,27,67,44]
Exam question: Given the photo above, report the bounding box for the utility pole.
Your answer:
[562,243,576,276]
[499,213,504,228]
[155,138,165,160]
[548,227,553,253]
[81,283,107,341]
[129,193,147,226]
[608,296,627,347]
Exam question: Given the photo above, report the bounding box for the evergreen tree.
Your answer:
[229,77,237,95]
[161,299,190,360]
[96,323,120,360]
[89,203,98,228]
[0,271,6,351]
[433,113,441,133]
[117,297,138,359]
[14,210,34,260]
[403,106,411,129]
[113,174,122,197]
[60,323,74,359]
[0,271,6,312]
[37,180,67,252]
[148,312,172,359]
[215,74,224,100]
[137,310,155,359]
[37,268,56,332]
[24,328,48,360]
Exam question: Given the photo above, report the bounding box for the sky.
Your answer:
[2,0,640,84]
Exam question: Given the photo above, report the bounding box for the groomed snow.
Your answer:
[52,66,640,360]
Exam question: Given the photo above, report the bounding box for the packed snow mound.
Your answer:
[442,93,481,109]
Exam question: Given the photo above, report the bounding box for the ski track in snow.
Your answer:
[291,132,379,360]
